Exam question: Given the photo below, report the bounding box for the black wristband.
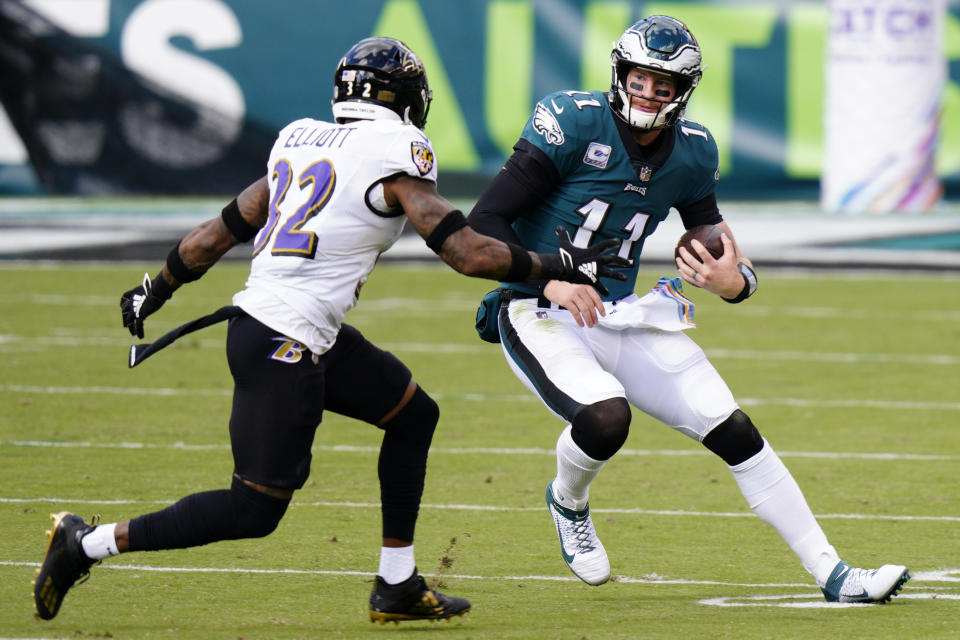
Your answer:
[150,271,176,301]
[425,209,469,254]
[504,243,533,281]
[166,241,205,284]
[220,198,259,243]
[722,263,758,304]
[536,253,564,281]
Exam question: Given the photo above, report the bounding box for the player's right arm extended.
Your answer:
[119,177,269,338]
[385,174,628,292]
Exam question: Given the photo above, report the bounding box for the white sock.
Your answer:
[378,545,416,585]
[729,440,840,585]
[553,425,606,511]
[80,523,119,560]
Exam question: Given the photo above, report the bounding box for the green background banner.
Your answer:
[3,0,959,200]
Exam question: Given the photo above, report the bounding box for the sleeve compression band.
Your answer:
[425,210,469,254]
[504,243,533,282]
[149,270,176,301]
[166,241,206,284]
[677,193,723,229]
[220,198,259,243]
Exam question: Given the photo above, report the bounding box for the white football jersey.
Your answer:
[233,117,438,354]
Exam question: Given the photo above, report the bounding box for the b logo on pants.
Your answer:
[269,337,308,363]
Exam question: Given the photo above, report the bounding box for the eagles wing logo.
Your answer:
[533,102,565,146]
[410,140,434,176]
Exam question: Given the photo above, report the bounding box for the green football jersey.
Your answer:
[508,89,718,301]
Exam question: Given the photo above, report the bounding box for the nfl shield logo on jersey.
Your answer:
[410,140,434,176]
[583,142,611,169]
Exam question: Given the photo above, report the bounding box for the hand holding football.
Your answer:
[674,225,725,263]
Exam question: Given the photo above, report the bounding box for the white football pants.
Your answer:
[499,297,736,441]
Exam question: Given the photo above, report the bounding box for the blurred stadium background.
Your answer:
[1,0,959,268]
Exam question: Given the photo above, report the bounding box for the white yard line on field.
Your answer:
[735,396,960,411]
[0,560,814,588]
[1,560,955,599]
[734,304,960,322]
[298,502,960,522]
[3,288,960,323]
[1,332,959,365]
[699,592,960,608]
[1,384,232,397]
[4,439,960,462]
[704,348,960,365]
[3,383,960,410]
[2,495,959,522]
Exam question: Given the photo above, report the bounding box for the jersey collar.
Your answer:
[612,113,676,181]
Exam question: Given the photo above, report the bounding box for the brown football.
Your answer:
[674,224,725,262]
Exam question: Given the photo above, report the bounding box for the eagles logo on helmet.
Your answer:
[609,15,703,132]
[332,37,433,130]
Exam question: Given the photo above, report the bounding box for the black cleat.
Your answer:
[369,569,470,624]
[33,512,97,620]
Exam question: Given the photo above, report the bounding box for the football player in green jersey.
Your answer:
[468,15,909,603]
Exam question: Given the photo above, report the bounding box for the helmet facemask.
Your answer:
[613,62,696,130]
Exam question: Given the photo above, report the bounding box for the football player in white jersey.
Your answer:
[32,37,628,625]
[468,16,909,604]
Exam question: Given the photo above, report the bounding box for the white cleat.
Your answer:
[820,561,910,603]
[545,481,610,585]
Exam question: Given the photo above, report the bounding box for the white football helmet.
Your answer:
[609,15,702,131]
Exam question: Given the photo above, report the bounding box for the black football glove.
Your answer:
[545,226,630,296]
[120,273,173,339]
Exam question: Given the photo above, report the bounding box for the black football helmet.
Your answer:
[609,15,702,131]
[332,37,432,129]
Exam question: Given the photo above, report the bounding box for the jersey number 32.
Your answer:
[253,158,337,260]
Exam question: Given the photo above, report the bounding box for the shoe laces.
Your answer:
[558,512,599,553]
[839,567,875,596]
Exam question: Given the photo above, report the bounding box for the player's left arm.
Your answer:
[173,177,270,276]
[673,128,756,303]
[119,177,270,338]
[676,220,757,302]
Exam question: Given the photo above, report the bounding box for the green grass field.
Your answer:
[1,261,958,639]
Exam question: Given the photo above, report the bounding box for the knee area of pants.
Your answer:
[413,389,440,427]
[230,477,289,538]
[571,398,631,460]
[702,410,764,466]
[382,387,439,440]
